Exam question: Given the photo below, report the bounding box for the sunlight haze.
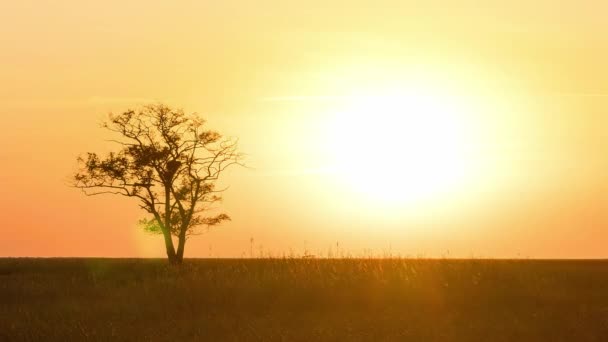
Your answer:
[1,0,607,258]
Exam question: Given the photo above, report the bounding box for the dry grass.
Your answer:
[1,258,608,341]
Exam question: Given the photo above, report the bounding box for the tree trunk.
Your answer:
[163,184,178,264]
[163,231,177,263]
[175,230,187,263]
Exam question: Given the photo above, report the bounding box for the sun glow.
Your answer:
[326,85,479,204]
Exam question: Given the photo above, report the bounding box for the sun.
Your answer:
[325,86,477,204]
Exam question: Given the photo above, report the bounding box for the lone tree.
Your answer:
[74,104,243,263]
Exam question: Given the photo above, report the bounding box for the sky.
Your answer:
[0,1,607,258]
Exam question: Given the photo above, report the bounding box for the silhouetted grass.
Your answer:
[1,258,607,341]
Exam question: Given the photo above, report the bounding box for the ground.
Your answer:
[1,258,608,341]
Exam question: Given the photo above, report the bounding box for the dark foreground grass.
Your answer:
[1,258,608,341]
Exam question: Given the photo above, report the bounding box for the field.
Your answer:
[1,258,608,341]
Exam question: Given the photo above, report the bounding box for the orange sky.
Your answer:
[1,1,607,258]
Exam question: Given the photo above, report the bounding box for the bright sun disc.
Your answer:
[326,87,476,203]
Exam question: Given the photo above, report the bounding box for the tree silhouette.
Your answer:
[74,104,243,263]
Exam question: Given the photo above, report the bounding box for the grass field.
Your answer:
[1,258,608,341]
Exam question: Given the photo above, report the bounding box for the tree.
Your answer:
[73,104,243,263]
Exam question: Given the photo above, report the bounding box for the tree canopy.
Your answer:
[74,104,243,263]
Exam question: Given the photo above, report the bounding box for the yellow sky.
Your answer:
[1,1,607,258]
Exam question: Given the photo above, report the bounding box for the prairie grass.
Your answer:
[1,258,608,341]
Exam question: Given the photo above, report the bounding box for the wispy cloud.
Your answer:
[87,96,156,105]
[554,92,608,98]
[259,95,347,103]
[261,92,608,103]
[252,166,339,177]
